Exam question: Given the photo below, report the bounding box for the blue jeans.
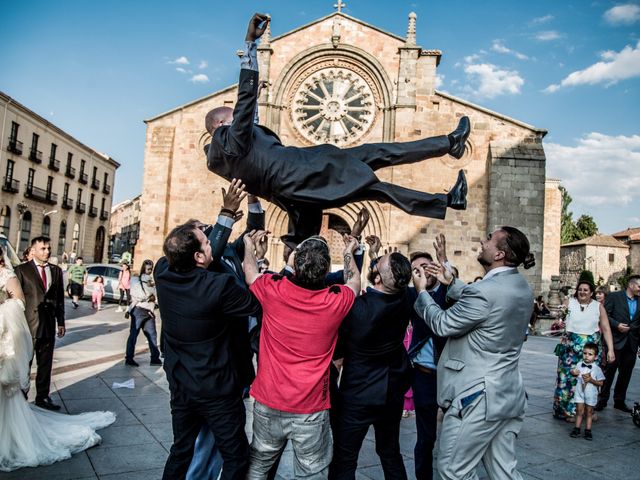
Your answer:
[125,307,160,362]
[187,425,223,480]
[247,401,332,480]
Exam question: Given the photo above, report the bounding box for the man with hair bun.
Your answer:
[412,227,534,480]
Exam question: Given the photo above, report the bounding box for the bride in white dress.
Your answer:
[0,250,116,472]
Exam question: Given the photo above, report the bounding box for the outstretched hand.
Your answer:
[221,178,247,214]
[412,264,428,292]
[351,207,370,238]
[433,233,448,266]
[342,234,359,254]
[246,13,270,42]
[365,235,382,260]
[425,262,453,286]
[253,230,270,259]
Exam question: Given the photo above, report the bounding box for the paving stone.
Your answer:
[86,443,168,476]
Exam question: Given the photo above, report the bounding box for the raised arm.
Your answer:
[243,230,268,286]
[342,235,361,294]
[225,14,269,155]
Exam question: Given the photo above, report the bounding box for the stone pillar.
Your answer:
[257,18,274,129]
[134,125,175,270]
[542,178,561,292]
[396,12,420,107]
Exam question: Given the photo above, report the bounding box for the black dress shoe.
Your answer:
[35,397,61,411]
[447,170,467,210]
[125,359,140,367]
[594,401,606,411]
[614,402,632,413]
[150,359,163,366]
[448,116,471,159]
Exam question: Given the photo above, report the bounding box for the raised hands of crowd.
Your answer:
[365,235,382,261]
[246,13,270,42]
[220,178,247,222]
[342,234,362,293]
[433,233,449,266]
[351,207,370,239]
[425,261,453,286]
[253,230,270,260]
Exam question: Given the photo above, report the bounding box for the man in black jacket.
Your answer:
[205,14,470,247]
[155,221,261,480]
[597,275,640,412]
[330,251,414,479]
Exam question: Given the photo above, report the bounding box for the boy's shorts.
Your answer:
[573,385,598,407]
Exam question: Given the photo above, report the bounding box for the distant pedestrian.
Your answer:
[66,257,87,309]
[124,260,161,367]
[92,275,105,310]
[116,264,131,313]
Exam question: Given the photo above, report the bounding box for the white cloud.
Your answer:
[545,40,640,92]
[604,4,640,25]
[462,63,524,99]
[435,74,444,89]
[531,14,554,24]
[198,60,208,69]
[169,56,190,65]
[491,40,529,60]
[189,74,209,84]
[175,67,189,74]
[535,30,561,41]
[546,132,640,209]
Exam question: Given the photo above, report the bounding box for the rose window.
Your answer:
[292,68,375,146]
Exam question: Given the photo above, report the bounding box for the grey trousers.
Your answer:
[436,395,524,480]
[247,401,333,480]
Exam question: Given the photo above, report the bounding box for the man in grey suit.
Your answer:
[413,227,534,480]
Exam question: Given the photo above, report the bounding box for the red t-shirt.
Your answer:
[249,274,355,413]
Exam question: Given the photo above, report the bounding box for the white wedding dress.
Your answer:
[0,267,116,472]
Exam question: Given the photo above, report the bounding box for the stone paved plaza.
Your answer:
[1,299,639,480]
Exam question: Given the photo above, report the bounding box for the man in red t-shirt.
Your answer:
[242,233,361,479]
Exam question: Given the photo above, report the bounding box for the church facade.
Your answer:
[136,11,560,293]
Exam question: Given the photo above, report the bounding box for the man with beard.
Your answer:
[413,228,535,480]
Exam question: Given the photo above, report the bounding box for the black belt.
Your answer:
[415,364,436,375]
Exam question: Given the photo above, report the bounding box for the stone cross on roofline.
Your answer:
[334,0,346,13]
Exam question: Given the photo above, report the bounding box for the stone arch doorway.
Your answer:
[94,226,105,263]
[265,200,387,270]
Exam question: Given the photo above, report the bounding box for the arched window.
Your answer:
[1,206,10,237]
[57,220,67,256]
[42,216,51,237]
[19,211,32,254]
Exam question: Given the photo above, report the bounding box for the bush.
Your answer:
[578,270,595,286]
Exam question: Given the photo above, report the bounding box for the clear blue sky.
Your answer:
[1,0,638,233]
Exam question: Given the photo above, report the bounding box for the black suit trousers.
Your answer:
[329,400,407,480]
[413,370,438,480]
[162,394,249,480]
[30,336,55,401]
[600,341,638,404]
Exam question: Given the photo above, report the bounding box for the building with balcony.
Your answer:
[0,91,119,262]
[109,194,141,261]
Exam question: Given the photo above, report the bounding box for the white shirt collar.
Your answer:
[482,266,516,281]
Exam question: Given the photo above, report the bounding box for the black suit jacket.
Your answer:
[605,290,640,350]
[337,287,413,406]
[154,258,261,400]
[205,69,379,217]
[14,261,65,339]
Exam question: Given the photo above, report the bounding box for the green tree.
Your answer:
[560,185,577,244]
[578,270,595,286]
[575,214,598,240]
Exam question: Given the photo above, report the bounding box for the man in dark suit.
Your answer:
[155,221,261,480]
[406,249,449,480]
[597,274,640,412]
[329,251,414,479]
[205,14,470,247]
[14,236,65,411]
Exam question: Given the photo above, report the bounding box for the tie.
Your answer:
[40,265,47,290]
[581,363,592,369]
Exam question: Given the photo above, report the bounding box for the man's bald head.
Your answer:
[205,107,234,135]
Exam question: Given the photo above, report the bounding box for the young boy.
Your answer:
[569,342,605,440]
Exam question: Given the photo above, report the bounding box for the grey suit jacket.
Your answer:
[414,269,533,421]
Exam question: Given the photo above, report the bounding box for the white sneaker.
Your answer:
[115,306,123,313]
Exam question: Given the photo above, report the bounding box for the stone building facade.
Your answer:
[109,194,141,260]
[0,91,118,263]
[612,227,640,275]
[560,234,629,289]
[136,11,560,293]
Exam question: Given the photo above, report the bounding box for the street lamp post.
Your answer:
[15,202,28,253]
